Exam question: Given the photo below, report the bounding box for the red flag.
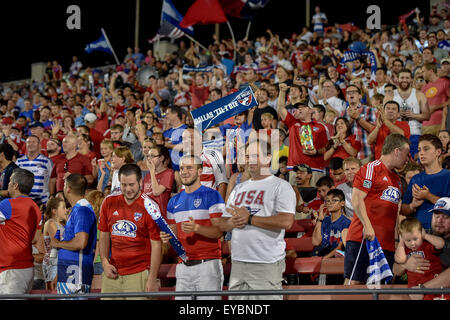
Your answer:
[218,0,245,18]
[180,0,228,28]
[399,9,416,36]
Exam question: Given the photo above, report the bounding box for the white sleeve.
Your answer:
[274,180,296,215]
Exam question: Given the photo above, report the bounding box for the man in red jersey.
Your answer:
[278,83,328,187]
[49,134,93,196]
[0,168,41,294]
[367,100,411,160]
[344,133,411,284]
[99,163,162,300]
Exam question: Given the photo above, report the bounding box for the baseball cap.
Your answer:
[1,117,13,125]
[30,121,44,128]
[293,163,312,174]
[440,58,450,65]
[429,197,450,216]
[293,102,312,109]
[84,113,97,123]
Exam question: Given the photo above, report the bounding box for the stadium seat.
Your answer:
[158,263,177,279]
[285,220,305,233]
[293,256,322,274]
[285,237,314,253]
[318,257,345,285]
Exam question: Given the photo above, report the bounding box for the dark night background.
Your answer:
[0,0,430,83]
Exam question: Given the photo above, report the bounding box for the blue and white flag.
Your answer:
[340,50,377,75]
[150,0,194,42]
[191,86,258,132]
[182,65,214,73]
[141,193,187,262]
[438,40,450,52]
[366,237,393,285]
[85,32,113,55]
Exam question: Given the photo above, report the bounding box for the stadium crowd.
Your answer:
[0,3,449,300]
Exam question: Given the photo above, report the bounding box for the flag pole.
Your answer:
[244,21,252,40]
[226,21,237,62]
[183,33,209,52]
[101,28,120,65]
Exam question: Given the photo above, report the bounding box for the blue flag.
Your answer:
[191,86,258,132]
[366,237,393,285]
[85,32,113,55]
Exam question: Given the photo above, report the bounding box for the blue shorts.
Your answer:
[343,240,395,283]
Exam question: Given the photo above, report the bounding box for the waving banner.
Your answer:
[191,86,258,132]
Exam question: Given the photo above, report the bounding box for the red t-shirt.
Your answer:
[95,112,109,134]
[332,135,362,160]
[189,84,210,109]
[142,168,174,219]
[0,197,41,272]
[405,240,442,288]
[347,160,403,252]
[98,193,161,275]
[50,153,93,192]
[373,121,410,160]
[283,112,328,170]
[89,127,104,156]
[422,78,450,126]
[49,153,65,166]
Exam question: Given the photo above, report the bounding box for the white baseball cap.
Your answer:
[429,197,450,216]
[84,113,97,123]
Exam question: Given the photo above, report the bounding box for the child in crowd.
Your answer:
[395,217,444,300]
[42,198,67,291]
[260,112,275,135]
[312,189,351,258]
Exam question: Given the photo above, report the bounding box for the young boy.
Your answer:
[395,217,444,299]
[260,112,275,134]
[312,189,351,258]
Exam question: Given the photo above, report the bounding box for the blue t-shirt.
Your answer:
[320,214,351,250]
[57,199,97,285]
[97,161,112,192]
[163,124,188,171]
[403,169,450,230]
[19,109,34,121]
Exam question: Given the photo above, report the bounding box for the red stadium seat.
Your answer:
[285,237,314,253]
[158,263,177,279]
[293,257,323,274]
[285,220,305,233]
[318,257,345,285]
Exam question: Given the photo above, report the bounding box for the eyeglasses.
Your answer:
[148,154,161,158]
[325,199,342,204]
[346,90,359,94]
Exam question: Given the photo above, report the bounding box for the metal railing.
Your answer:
[2,287,449,300]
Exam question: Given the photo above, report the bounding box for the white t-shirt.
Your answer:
[224,175,296,263]
[319,96,345,115]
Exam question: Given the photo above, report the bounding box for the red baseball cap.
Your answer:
[1,117,13,125]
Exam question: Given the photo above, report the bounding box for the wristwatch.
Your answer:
[248,215,254,225]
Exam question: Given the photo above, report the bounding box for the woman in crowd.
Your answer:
[324,117,361,161]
